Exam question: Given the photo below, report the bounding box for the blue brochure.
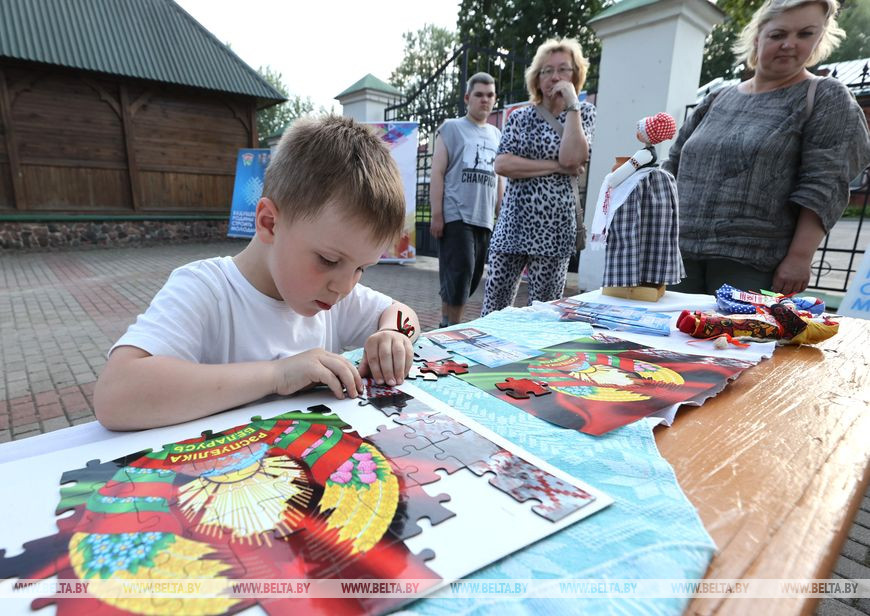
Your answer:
[552,299,672,336]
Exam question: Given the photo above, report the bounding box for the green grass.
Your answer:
[842,205,868,218]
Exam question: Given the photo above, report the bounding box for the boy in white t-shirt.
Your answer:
[94,116,420,430]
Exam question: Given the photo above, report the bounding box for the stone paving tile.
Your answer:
[834,555,870,580]
[12,422,40,436]
[0,241,866,616]
[842,539,869,564]
[36,402,64,419]
[12,430,41,441]
[41,416,71,432]
[851,524,870,548]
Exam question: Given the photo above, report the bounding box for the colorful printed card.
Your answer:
[427,327,543,367]
[458,335,754,435]
[551,299,672,336]
[0,383,610,615]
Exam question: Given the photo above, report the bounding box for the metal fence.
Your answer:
[812,166,868,293]
[812,62,869,294]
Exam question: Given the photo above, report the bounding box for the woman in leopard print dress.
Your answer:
[482,37,595,315]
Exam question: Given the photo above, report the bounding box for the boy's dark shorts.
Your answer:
[438,220,491,306]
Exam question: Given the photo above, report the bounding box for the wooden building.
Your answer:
[0,0,284,249]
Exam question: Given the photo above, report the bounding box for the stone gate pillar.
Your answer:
[578,0,723,291]
[335,74,403,122]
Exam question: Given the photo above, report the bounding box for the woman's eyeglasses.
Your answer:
[539,66,575,78]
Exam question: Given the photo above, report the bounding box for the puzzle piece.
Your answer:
[304,403,335,415]
[56,457,131,515]
[389,442,465,486]
[358,378,416,417]
[407,365,439,381]
[400,414,470,448]
[413,343,453,363]
[391,407,442,426]
[419,360,469,376]
[427,426,595,522]
[368,425,419,459]
[389,485,454,541]
[478,451,595,522]
[495,377,552,399]
[432,428,504,472]
[398,396,444,417]
[0,532,72,580]
[365,425,463,488]
[372,423,437,454]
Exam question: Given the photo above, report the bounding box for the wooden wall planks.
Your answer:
[0,60,255,214]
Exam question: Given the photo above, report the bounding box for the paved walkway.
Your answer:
[0,241,866,615]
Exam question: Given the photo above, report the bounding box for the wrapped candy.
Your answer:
[714,284,825,317]
[676,302,838,345]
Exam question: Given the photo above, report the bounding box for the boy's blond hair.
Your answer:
[262,115,406,245]
[525,38,589,105]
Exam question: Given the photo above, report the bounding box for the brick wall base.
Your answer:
[0,220,234,251]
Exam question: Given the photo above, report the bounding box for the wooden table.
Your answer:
[655,317,870,615]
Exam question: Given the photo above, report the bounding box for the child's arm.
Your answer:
[429,133,448,239]
[94,345,363,431]
[358,301,419,387]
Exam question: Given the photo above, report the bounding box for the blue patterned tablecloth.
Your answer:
[353,306,716,615]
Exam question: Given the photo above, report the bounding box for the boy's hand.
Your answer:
[359,330,413,386]
[274,349,362,399]
[429,211,444,239]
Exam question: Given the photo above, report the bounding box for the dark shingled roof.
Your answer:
[0,0,285,106]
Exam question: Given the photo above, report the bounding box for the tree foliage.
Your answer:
[699,0,764,85]
[255,66,326,145]
[391,0,867,108]
[389,24,459,97]
[826,0,870,63]
[456,0,609,95]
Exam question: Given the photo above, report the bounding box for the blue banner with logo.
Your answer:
[227,149,271,238]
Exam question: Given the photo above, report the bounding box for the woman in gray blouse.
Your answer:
[663,0,870,295]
